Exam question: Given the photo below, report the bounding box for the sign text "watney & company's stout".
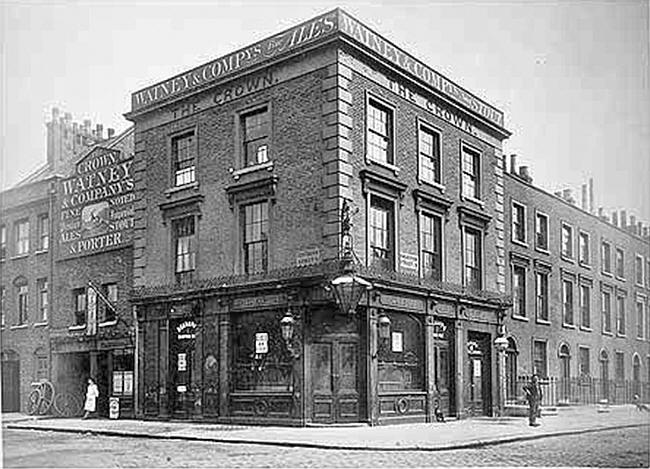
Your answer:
[58,147,135,258]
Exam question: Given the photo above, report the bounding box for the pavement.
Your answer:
[3,405,649,451]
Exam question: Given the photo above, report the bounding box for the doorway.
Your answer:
[170,318,197,419]
[466,331,492,416]
[1,351,20,412]
[311,336,360,423]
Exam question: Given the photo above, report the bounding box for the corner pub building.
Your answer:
[126,9,512,426]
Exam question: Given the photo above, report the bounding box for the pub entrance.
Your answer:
[466,331,492,416]
[310,310,362,424]
[170,318,198,419]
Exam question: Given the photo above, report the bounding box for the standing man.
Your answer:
[523,373,543,427]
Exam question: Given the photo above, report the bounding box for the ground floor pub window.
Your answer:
[377,312,424,392]
[232,311,292,392]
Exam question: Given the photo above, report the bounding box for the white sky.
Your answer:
[1,0,649,221]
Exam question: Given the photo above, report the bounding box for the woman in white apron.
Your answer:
[82,377,99,419]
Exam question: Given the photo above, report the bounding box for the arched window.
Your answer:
[34,347,48,382]
[505,337,518,401]
[633,354,642,396]
[559,343,571,402]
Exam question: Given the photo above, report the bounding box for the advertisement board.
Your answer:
[58,147,134,258]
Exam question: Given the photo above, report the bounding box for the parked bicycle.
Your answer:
[26,380,82,417]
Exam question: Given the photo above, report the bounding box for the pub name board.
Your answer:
[130,9,504,129]
[58,147,134,258]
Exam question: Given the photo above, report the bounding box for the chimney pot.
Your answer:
[630,215,636,232]
[637,221,642,236]
[611,212,618,227]
[96,124,103,139]
[510,154,517,174]
[64,112,72,121]
[581,184,588,211]
[621,210,627,228]
[107,128,115,138]
[589,178,594,213]
[598,207,604,217]
[554,191,563,198]
[519,166,531,182]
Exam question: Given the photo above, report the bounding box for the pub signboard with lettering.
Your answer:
[58,147,135,258]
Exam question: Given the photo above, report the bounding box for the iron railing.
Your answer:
[507,375,650,406]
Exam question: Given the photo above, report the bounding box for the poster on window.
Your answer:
[391,331,403,352]
[112,372,123,394]
[178,353,187,371]
[473,359,482,377]
[123,371,133,394]
[255,332,268,354]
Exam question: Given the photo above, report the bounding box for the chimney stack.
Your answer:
[637,222,643,236]
[107,128,115,138]
[510,154,517,174]
[589,178,594,213]
[630,215,637,233]
[95,124,103,140]
[562,189,575,205]
[581,184,588,211]
[621,210,627,229]
[611,211,618,227]
[519,166,532,183]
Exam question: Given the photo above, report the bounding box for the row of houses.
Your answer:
[1,9,648,425]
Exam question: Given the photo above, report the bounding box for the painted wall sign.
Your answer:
[131,10,338,111]
[232,294,283,311]
[58,147,134,258]
[296,247,322,267]
[379,294,424,312]
[255,332,269,354]
[337,11,504,128]
[342,53,501,148]
[176,320,197,340]
[399,252,419,273]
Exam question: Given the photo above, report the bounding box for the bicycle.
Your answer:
[27,380,54,415]
[26,380,82,417]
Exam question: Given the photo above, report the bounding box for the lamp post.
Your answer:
[330,200,372,316]
[494,332,509,417]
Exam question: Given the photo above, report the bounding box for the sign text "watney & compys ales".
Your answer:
[58,147,135,258]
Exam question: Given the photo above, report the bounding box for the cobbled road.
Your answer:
[2,425,649,468]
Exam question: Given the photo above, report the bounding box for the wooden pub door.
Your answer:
[311,335,360,423]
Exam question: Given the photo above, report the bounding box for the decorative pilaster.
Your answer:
[424,312,436,423]
[218,311,231,419]
[321,53,354,260]
[132,129,148,287]
[493,148,506,293]
[367,307,379,425]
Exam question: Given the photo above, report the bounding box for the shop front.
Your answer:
[135,275,507,426]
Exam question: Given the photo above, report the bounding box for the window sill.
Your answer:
[165,181,199,198]
[35,249,49,256]
[580,326,592,332]
[10,324,28,330]
[579,262,591,270]
[561,255,575,264]
[418,179,445,193]
[616,333,626,338]
[68,325,86,331]
[99,320,118,328]
[33,322,48,327]
[365,156,400,175]
[602,330,614,337]
[615,275,625,282]
[535,247,550,255]
[562,323,577,329]
[461,195,484,208]
[230,161,274,180]
[536,319,551,326]
[10,254,29,261]
[512,314,529,322]
[512,239,528,248]
[602,271,613,278]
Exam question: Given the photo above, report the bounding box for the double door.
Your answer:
[170,338,196,418]
[311,335,360,423]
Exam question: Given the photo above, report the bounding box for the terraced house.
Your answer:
[1,109,136,417]
[125,8,515,426]
[504,161,650,407]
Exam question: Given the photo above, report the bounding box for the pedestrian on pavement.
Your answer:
[82,377,99,419]
[523,373,542,427]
